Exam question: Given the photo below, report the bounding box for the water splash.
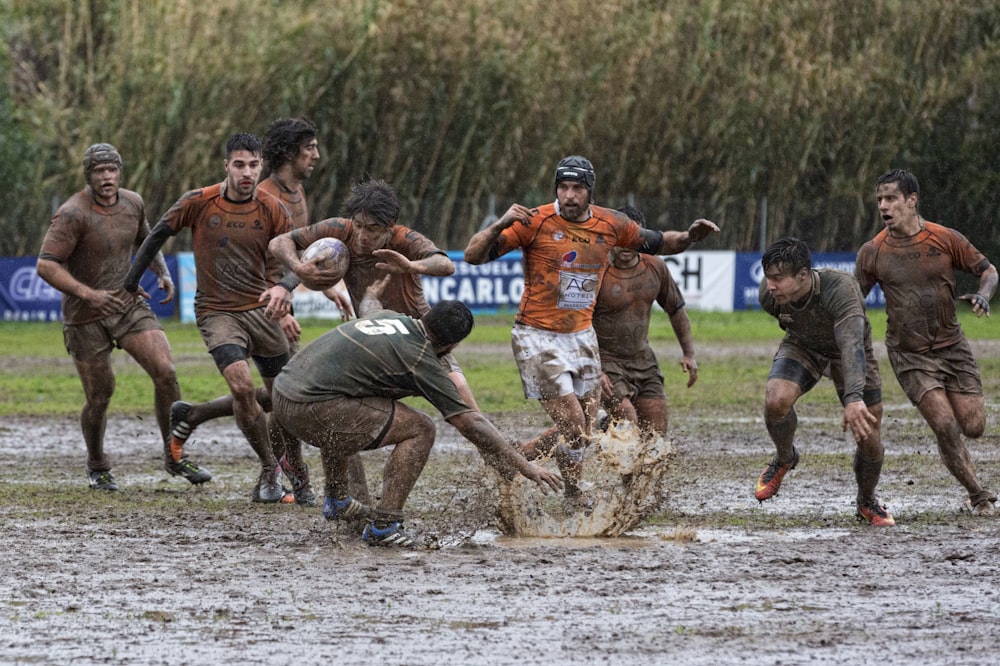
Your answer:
[495,423,674,537]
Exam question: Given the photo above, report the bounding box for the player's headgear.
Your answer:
[83,143,123,176]
[554,155,595,193]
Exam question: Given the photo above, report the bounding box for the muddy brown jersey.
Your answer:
[161,183,291,316]
[257,176,309,284]
[593,255,685,358]
[39,187,151,325]
[855,221,991,352]
[256,177,308,230]
[493,203,646,333]
[289,218,444,318]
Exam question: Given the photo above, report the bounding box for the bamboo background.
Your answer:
[3,0,999,258]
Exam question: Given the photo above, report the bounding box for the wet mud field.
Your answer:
[2,408,999,666]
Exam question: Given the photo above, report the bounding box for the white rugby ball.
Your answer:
[299,237,349,289]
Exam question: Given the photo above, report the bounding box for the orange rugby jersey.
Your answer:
[855,220,991,352]
[291,218,445,318]
[161,183,291,316]
[256,177,308,230]
[495,203,646,333]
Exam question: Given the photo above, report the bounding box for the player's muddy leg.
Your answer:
[346,454,371,504]
[634,396,668,440]
[918,390,993,506]
[375,404,435,514]
[540,393,592,497]
[855,403,885,504]
[74,356,114,473]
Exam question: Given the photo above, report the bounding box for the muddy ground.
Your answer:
[2,343,1000,664]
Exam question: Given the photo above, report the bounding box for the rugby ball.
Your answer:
[299,237,350,289]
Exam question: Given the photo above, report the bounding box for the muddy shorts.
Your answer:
[197,308,289,371]
[888,338,982,405]
[769,338,882,406]
[63,298,163,362]
[600,346,665,402]
[511,323,601,400]
[272,389,394,453]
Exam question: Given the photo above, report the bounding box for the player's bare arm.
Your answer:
[958,264,998,318]
[464,203,533,264]
[372,248,455,277]
[447,411,564,494]
[659,219,720,255]
[668,308,698,387]
[36,258,125,317]
[268,233,343,289]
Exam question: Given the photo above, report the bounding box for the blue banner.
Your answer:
[0,256,179,322]
[420,251,524,313]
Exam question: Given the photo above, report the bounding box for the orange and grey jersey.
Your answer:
[290,218,445,318]
[593,255,684,358]
[161,182,291,316]
[493,203,649,333]
[855,221,991,353]
[39,187,150,325]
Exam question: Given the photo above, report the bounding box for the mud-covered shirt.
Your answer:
[289,218,444,318]
[38,187,151,325]
[257,176,308,287]
[492,203,647,333]
[593,255,685,358]
[160,182,291,316]
[272,309,472,418]
[855,221,991,353]
[760,269,872,401]
[256,177,308,230]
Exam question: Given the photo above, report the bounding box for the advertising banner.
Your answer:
[1,256,178,322]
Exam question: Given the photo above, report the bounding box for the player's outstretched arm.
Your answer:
[659,219,720,255]
[447,411,563,494]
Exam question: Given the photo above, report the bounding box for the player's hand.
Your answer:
[842,401,878,442]
[687,219,720,243]
[681,356,698,387]
[87,288,126,317]
[523,463,564,495]
[357,273,393,317]
[959,293,991,318]
[323,286,354,320]
[372,248,413,274]
[259,285,292,320]
[499,204,534,229]
[280,314,301,344]
[157,276,175,304]
[296,262,343,292]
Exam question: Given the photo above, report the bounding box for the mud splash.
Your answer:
[495,423,673,537]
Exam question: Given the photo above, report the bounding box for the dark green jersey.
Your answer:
[273,309,471,419]
[759,269,870,359]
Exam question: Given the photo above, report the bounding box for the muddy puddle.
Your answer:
[1,413,999,664]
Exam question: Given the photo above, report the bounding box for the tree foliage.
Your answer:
[2,0,999,256]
